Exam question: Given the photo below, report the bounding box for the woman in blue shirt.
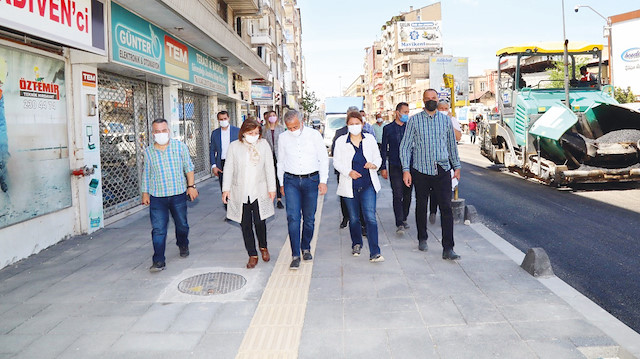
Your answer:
[333,111,384,262]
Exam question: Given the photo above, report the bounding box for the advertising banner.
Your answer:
[611,17,640,97]
[111,2,228,94]
[0,0,106,55]
[429,56,469,106]
[251,85,273,100]
[0,44,72,229]
[398,21,442,52]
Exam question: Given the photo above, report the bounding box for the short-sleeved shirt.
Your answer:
[141,139,194,197]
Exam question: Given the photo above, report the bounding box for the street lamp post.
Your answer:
[562,0,570,107]
[575,5,613,85]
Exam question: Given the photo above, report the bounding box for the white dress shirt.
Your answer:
[277,126,329,184]
[221,128,231,160]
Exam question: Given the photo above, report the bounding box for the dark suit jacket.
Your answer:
[210,126,240,168]
[331,126,348,156]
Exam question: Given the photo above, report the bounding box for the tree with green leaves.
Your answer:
[613,86,636,104]
[300,90,319,119]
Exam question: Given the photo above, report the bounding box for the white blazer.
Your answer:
[333,133,382,198]
[222,139,276,223]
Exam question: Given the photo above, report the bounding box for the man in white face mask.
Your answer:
[277,110,329,269]
[210,111,240,213]
[142,118,198,272]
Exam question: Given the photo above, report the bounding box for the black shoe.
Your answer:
[289,257,301,270]
[442,248,460,260]
[277,201,284,209]
[179,246,189,258]
[149,262,166,272]
[418,240,428,252]
[302,250,313,261]
[402,221,410,230]
[340,217,349,229]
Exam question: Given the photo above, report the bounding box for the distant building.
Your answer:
[343,75,365,98]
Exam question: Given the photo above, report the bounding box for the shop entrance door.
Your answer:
[178,90,210,179]
[98,72,164,218]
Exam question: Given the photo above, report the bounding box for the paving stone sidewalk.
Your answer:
[0,169,637,358]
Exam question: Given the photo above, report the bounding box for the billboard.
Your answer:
[0,0,106,55]
[398,21,442,52]
[110,3,228,94]
[611,15,640,98]
[429,57,469,106]
[0,44,72,229]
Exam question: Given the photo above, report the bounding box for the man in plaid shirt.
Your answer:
[142,119,199,272]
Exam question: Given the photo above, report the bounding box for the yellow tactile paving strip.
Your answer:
[235,195,324,359]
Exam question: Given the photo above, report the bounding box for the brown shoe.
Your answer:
[246,256,258,269]
[259,248,270,262]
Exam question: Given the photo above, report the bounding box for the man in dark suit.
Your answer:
[210,111,240,205]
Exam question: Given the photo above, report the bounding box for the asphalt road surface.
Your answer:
[456,141,640,333]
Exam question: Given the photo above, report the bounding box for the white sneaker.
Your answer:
[369,254,385,262]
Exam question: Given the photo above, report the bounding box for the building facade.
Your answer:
[0,0,303,269]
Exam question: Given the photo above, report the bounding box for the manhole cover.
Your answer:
[177,272,247,296]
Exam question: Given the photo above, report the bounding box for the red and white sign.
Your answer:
[0,0,105,55]
[82,71,96,88]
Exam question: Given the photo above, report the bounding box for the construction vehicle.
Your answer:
[479,42,640,185]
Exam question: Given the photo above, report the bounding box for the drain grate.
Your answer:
[177,272,247,296]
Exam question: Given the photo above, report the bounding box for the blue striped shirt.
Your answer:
[399,110,461,175]
[141,139,195,197]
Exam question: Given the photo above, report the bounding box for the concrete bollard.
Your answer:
[520,248,554,277]
[451,198,465,224]
[464,205,478,223]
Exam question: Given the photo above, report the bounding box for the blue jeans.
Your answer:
[150,193,189,263]
[284,173,319,257]
[344,185,380,258]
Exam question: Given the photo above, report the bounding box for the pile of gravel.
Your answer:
[594,129,640,144]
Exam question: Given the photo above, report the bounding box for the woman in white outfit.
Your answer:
[222,119,276,268]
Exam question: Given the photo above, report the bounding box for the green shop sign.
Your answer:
[110,2,228,94]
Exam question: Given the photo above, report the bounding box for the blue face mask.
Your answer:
[400,114,409,123]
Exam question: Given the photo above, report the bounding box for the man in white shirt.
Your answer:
[277,110,329,269]
[210,111,240,210]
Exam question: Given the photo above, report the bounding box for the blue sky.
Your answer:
[298,0,639,99]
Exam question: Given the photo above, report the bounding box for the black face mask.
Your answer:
[425,100,438,112]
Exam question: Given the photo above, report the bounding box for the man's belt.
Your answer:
[285,171,319,178]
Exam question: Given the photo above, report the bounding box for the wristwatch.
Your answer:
[187,185,196,189]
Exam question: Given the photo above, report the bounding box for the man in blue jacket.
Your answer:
[210,111,239,210]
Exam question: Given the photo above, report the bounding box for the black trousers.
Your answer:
[388,166,413,226]
[274,155,282,200]
[218,159,226,192]
[337,173,365,226]
[428,188,438,214]
[241,199,267,257]
[412,166,454,249]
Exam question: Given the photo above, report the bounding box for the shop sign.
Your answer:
[251,85,273,100]
[111,2,228,94]
[397,21,442,52]
[0,44,72,230]
[0,0,106,55]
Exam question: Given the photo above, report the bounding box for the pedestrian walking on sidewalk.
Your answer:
[427,100,462,224]
[277,110,329,270]
[400,89,462,260]
[262,110,286,209]
[372,113,385,152]
[334,111,384,262]
[142,119,199,272]
[222,119,276,269]
[380,102,413,234]
[210,111,240,212]
[470,115,479,144]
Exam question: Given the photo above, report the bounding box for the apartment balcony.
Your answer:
[224,0,260,16]
[251,33,273,46]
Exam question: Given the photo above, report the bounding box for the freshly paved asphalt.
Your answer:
[457,142,640,333]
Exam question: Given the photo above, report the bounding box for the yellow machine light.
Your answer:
[538,107,546,113]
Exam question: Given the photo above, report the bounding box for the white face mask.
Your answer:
[290,128,302,137]
[244,134,259,144]
[376,118,383,123]
[219,120,229,128]
[268,116,278,123]
[154,132,169,145]
[348,124,362,135]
